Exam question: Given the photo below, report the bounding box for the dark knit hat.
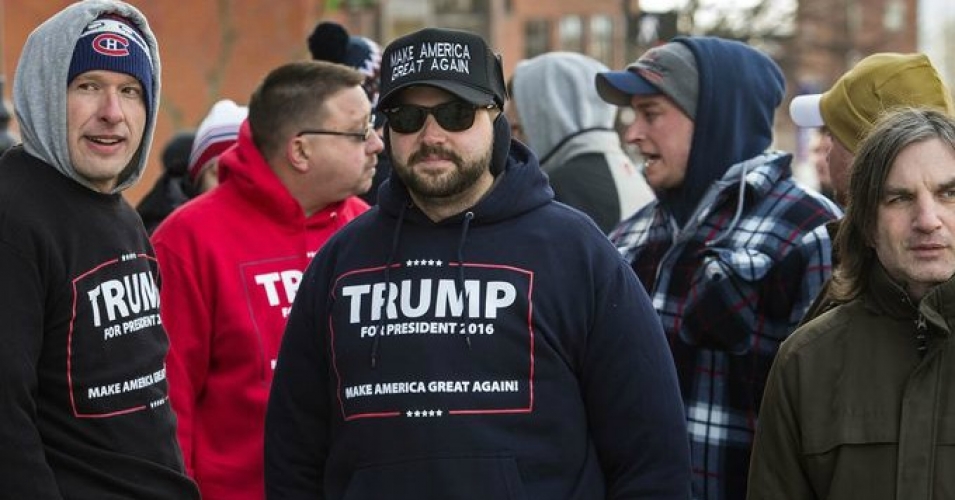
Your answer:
[68,15,153,114]
[378,28,507,109]
[308,22,382,108]
[161,131,195,177]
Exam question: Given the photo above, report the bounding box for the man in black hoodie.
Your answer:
[0,1,198,498]
[265,27,691,499]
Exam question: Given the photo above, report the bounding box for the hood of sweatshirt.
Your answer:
[510,52,623,170]
[662,36,785,226]
[12,0,161,194]
[216,120,368,227]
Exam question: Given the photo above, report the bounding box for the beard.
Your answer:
[394,144,491,199]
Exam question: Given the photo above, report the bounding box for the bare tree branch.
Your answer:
[205,0,239,105]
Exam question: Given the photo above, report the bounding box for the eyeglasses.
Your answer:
[382,101,496,134]
[296,120,375,143]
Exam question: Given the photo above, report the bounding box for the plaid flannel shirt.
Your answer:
[610,152,842,500]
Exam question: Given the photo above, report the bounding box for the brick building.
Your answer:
[0,0,928,205]
[2,0,632,205]
[791,0,918,93]
[374,0,633,76]
[786,0,919,165]
[5,1,342,204]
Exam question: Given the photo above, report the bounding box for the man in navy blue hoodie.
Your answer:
[596,37,842,499]
[265,27,691,499]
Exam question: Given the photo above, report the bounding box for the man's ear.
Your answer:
[286,136,310,174]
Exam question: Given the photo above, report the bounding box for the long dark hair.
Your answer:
[831,107,955,301]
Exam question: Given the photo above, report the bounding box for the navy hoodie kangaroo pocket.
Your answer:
[342,455,528,500]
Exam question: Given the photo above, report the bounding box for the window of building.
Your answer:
[435,0,471,11]
[524,19,550,59]
[589,15,613,65]
[559,15,583,53]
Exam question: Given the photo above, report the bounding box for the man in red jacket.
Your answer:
[152,61,383,500]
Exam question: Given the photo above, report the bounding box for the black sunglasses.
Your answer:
[383,101,496,134]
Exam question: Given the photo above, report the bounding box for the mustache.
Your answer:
[409,145,463,166]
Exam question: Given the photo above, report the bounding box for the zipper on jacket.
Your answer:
[915,314,929,357]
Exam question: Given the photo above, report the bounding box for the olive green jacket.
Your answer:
[748,264,955,500]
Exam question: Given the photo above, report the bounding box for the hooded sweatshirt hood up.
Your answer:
[510,51,654,229]
[511,52,621,167]
[13,0,161,194]
[663,36,784,226]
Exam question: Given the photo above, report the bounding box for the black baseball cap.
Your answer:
[379,28,507,108]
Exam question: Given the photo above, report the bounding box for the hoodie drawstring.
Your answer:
[370,206,475,367]
[707,159,750,247]
[371,202,409,369]
[457,212,475,350]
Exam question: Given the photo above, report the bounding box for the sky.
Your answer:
[918,0,954,89]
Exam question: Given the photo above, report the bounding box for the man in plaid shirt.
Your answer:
[596,36,842,499]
